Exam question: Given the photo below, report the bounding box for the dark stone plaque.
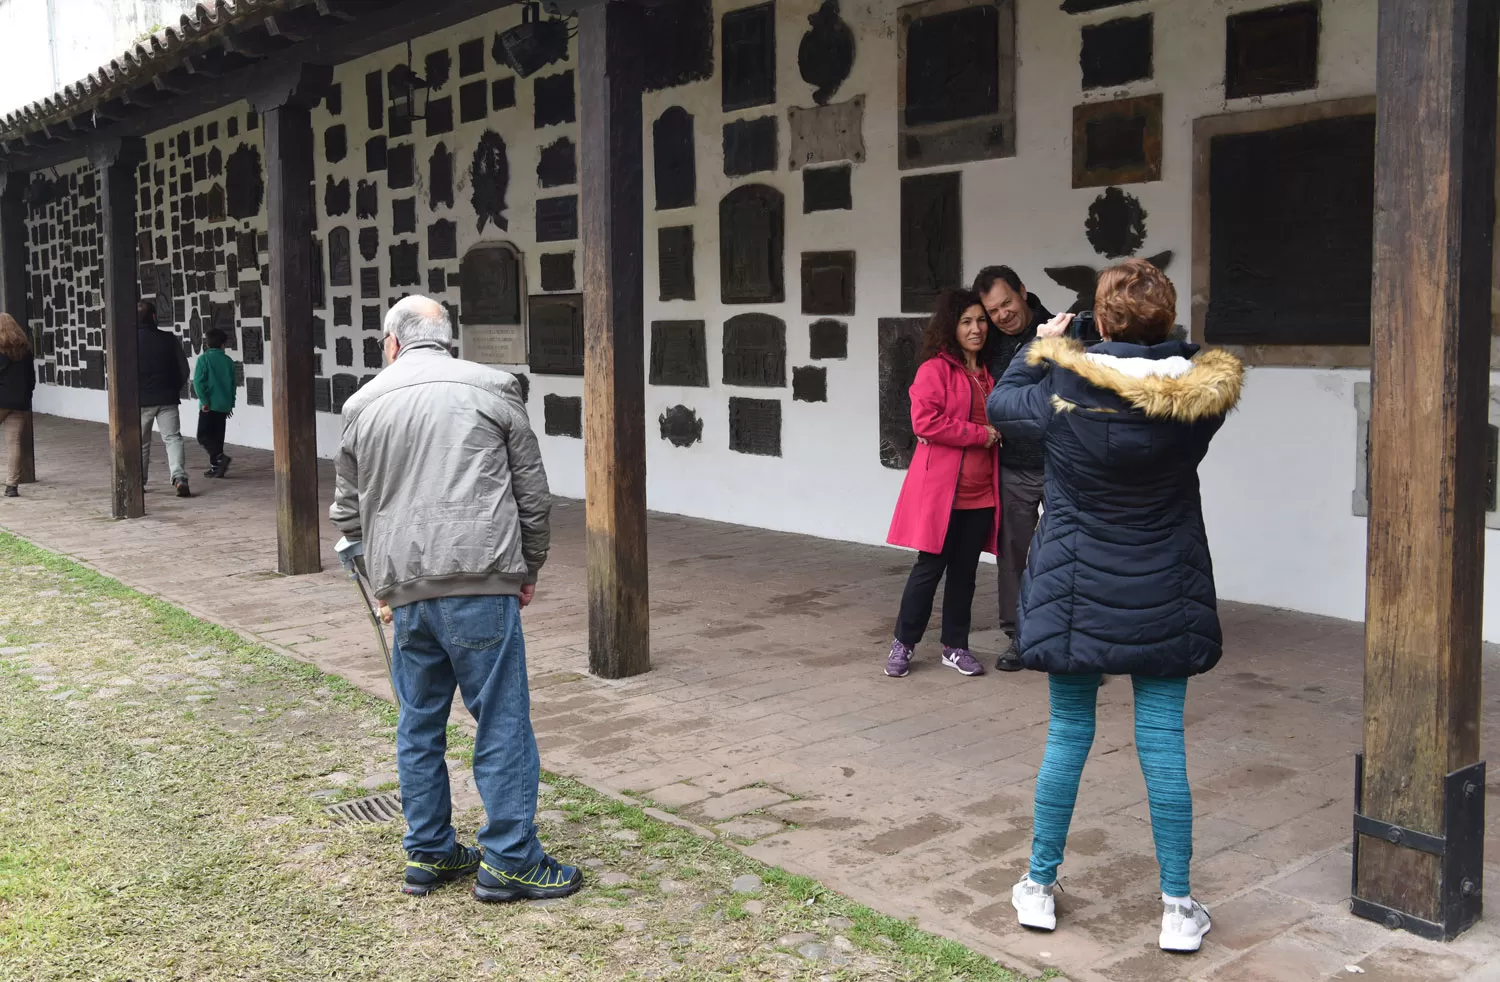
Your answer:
[427,48,453,90]
[361,267,380,299]
[900,171,961,312]
[537,137,577,188]
[313,377,333,412]
[356,180,379,219]
[238,278,262,319]
[719,184,785,304]
[426,96,454,136]
[325,124,347,163]
[1080,14,1152,89]
[336,336,354,366]
[879,317,926,468]
[365,70,384,129]
[364,337,384,369]
[722,2,776,111]
[388,144,415,189]
[359,226,380,262]
[1207,113,1374,345]
[654,107,697,210]
[659,405,704,447]
[212,302,236,349]
[1086,186,1146,258]
[543,394,583,438]
[390,103,412,138]
[461,246,521,324]
[540,252,575,292]
[492,77,516,110]
[801,251,855,315]
[332,373,359,413]
[471,131,510,232]
[390,242,421,287]
[325,176,351,216]
[363,304,382,332]
[207,184,225,223]
[155,263,177,325]
[729,396,781,456]
[905,4,998,127]
[799,0,855,105]
[793,365,827,402]
[803,164,852,212]
[458,37,484,76]
[208,145,222,175]
[460,80,488,123]
[650,320,709,386]
[393,197,416,235]
[1226,2,1319,100]
[326,81,343,115]
[528,293,585,376]
[225,145,262,219]
[722,116,778,177]
[329,227,352,286]
[246,376,263,406]
[430,143,454,210]
[139,262,158,298]
[722,313,786,387]
[658,225,695,301]
[242,325,264,365]
[334,295,352,325]
[644,0,714,91]
[1072,94,1163,188]
[429,220,457,260]
[809,319,847,359]
[536,195,578,242]
[429,266,447,294]
[534,71,576,128]
[313,315,326,349]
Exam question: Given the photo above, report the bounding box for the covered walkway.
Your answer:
[3,413,1499,982]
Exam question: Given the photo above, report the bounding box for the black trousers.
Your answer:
[197,410,228,466]
[894,507,995,650]
[997,466,1045,635]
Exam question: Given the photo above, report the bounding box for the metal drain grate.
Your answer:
[323,791,402,824]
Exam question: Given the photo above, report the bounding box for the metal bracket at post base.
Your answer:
[1351,754,1485,941]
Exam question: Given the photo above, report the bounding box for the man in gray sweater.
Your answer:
[331,296,581,902]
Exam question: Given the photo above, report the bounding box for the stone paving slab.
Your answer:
[5,413,1500,981]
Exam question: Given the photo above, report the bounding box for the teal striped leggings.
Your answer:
[1029,674,1192,896]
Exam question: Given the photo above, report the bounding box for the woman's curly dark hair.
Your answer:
[0,313,30,361]
[919,288,986,363]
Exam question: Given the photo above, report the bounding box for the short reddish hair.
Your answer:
[1094,259,1176,344]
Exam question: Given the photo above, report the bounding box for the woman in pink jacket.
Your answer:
[885,288,1001,678]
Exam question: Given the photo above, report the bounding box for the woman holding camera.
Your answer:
[884,289,1001,679]
[986,259,1243,952]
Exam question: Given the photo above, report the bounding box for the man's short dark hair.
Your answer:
[205,328,227,349]
[973,266,1024,297]
[136,300,157,325]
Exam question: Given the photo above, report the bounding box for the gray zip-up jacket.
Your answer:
[329,340,550,607]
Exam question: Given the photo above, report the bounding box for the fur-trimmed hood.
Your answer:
[1027,336,1243,422]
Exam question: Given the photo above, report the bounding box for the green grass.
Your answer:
[0,530,1045,981]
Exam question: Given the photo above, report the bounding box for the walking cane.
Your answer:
[335,536,400,710]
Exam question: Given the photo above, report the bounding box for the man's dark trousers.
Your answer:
[998,466,1045,637]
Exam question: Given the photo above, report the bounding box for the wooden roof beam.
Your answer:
[314,0,360,21]
[182,53,224,78]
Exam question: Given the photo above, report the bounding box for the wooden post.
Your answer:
[91,139,147,519]
[1358,0,1497,939]
[579,0,650,678]
[0,171,35,483]
[250,64,332,576]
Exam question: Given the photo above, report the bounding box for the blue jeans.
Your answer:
[1029,674,1193,896]
[391,595,545,873]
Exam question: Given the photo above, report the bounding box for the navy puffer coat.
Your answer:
[985,337,1244,677]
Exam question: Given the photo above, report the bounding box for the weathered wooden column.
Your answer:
[91,138,147,519]
[250,63,332,575]
[580,0,650,678]
[1356,0,1497,941]
[0,171,35,483]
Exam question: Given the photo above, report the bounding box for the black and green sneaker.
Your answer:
[403,842,482,896]
[473,855,583,903]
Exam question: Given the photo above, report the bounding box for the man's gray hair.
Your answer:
[383,295,453,347]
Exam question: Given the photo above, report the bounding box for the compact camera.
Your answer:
[1071,310,1103,346]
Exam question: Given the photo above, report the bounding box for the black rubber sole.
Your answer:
[402,867,477,896]
[473,876,584,904]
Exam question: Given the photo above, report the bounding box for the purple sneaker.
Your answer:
[942,647,985,676]
[885,639,913,678]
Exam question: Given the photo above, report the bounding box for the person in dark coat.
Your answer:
[974,266,1053,672]
[0,312,35,497]
[137,301,193,497]
[985,259,1243,954]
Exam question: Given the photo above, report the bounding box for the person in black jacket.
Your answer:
[974,266,1052,671]
[986,259,1243,953]
[137,301,193,498]
[0,313,35,497]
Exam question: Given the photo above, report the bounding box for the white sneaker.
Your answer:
[1159,898,1212,952]
[1012,875,1056,931]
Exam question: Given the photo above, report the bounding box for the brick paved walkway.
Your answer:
[4,414,1499,982]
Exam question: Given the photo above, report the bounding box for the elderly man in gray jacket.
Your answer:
[330,295,581,902]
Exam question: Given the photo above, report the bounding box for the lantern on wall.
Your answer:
[496,1,572,79]
[389,41,431,124]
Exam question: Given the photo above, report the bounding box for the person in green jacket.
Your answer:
[193,328,237,478]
